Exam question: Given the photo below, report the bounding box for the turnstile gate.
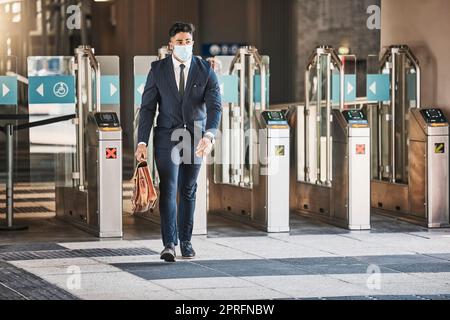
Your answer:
[208,47,290,232]
[55,46,123,237]
[292,46,371,230]
[368,45,449,228]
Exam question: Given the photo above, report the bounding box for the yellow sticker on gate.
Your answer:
[275,146,285,156]
[435,143,445,154]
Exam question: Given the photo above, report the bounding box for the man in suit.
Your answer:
[135,22,222,262]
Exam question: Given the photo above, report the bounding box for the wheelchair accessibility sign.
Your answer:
[29,75,75,104]
[53,82,69,98]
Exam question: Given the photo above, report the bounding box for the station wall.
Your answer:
[381,0,450,113]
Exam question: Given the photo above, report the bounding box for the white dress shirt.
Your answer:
[172,55,192,91]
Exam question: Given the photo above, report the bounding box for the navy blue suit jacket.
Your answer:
[138,55,222,147]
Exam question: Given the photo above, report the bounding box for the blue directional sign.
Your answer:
[29,75,75,104]
[217,75,239,104]
[367,74,390,102]
[0,76,18,105]
[134,75,147,106]
[101,75,120,105]
[332,74,356,103]
[254,74,270,104]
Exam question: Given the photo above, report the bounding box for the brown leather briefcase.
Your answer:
[131,161,158,213]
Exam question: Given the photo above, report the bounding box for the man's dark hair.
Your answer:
[169,22,195,38]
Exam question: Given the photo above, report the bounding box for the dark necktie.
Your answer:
[179,64,186,98]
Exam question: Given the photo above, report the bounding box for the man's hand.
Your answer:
[135,144,148,162]
[196,138,213,158]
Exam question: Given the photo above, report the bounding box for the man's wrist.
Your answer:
[138,142,147,147]
[203,132,215,144]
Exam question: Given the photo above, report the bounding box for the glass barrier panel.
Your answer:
[133,56,159,184]
[27,56,76,184]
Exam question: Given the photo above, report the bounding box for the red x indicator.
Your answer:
[106,148,118,159]
[356,144,366,155]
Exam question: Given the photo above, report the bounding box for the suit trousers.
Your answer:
[154,127,203,247]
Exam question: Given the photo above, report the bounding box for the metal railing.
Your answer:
[378,45,421,183]
[74,46,101,191]
[228,46,268,187]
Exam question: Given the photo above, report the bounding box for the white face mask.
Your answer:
[173,44,193,62]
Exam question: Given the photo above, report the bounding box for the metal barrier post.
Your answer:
[6,124,13,228]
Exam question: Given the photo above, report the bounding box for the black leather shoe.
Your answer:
[160,244,176,263]
[180,241,196,259]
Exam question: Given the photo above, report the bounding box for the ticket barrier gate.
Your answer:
[209,109,290,233]
[368,45,449,228]
[208,47,290,232]
[55,46,123,237]
[408,108,449,227]
[291,46,371,230]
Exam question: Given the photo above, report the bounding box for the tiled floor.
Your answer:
[1,183,450,300]
[1,233,450,300]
